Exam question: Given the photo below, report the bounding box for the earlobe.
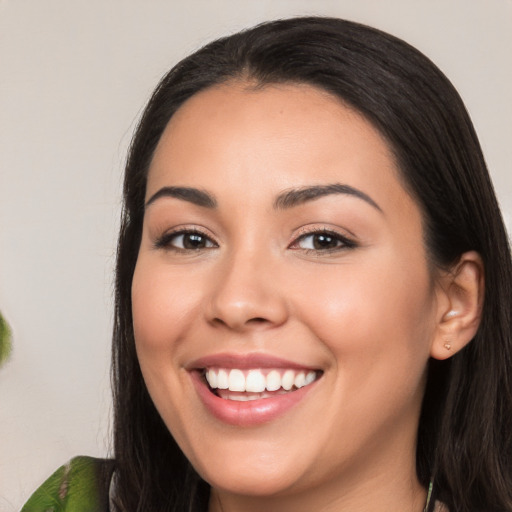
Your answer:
[430,251,485,360]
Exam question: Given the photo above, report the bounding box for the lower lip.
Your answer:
[191,371,318,427]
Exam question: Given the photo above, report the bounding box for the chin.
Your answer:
[202,465,299,498]
[187,439,311,498]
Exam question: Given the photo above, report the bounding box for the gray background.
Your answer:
[1,1,510,510]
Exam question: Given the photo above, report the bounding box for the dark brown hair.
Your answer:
[112,17,512,512]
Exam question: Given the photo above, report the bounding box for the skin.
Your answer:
[131,82,481,511]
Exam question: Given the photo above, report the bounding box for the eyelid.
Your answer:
[152,224,357,253]
[288,226,357,252]
[153,225,219,251]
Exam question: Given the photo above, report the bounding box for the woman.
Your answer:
[23,16,512,512]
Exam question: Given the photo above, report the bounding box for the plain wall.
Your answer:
[0,1,510,510]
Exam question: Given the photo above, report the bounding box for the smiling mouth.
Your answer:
[202,367,322,401]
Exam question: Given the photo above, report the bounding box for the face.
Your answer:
[132,83,439,504]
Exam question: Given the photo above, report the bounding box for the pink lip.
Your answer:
[187,352,317,371]
[191,372,318,426]
[188,353,321,427]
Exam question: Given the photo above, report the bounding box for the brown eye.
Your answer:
[310,233,339,250]
[156,230,216,251]
[293,230,356,252]
[182,233,210,249]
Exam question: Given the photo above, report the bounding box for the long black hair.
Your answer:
[112,17,512,512]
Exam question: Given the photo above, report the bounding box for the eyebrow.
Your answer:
[145,183,382,213]
[145,186,217,209]
[274,183,382,212]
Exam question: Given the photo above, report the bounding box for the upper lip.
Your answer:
[186,352,320,371]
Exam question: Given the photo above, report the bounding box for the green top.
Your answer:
[21,456,115,512]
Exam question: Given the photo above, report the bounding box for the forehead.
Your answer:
[147,81,411,213]
[155,81,390,160]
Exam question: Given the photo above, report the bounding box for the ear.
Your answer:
[430,251,485,360]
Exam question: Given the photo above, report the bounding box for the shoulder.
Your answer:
[21,456,115,512]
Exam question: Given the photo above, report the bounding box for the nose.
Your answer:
[205,249,288,332]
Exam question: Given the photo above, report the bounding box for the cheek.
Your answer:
[131,257,201,355]
[130,257,201,443]
[288,256,435,455]
[290,251,435,382]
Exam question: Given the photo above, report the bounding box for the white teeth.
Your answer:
[266,370,281,391]
[228,369,245,392]
[227,393,260,401]
[217,389,292,401]
[282,370,295,391]
[206,368,217,389]
[205,367,319,394]
[228,394,252,401]
[217,369,229,389]
[305,371,316,385]
[294,372,306,389]
[246,370,266,392]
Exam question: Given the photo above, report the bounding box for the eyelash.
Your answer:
[154,228,217,252]
[154,227,357,254]
[289,228,357,254]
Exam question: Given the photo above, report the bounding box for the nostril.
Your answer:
[206,284,288,329]
[212,317,225,325]
[248,317,268,324]
[210,316,271,331]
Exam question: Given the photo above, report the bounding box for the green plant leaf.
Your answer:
[21,456,105,512]
[0,311,12,366]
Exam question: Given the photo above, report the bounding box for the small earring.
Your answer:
[445,310,458,319]
[443,342,452,350]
